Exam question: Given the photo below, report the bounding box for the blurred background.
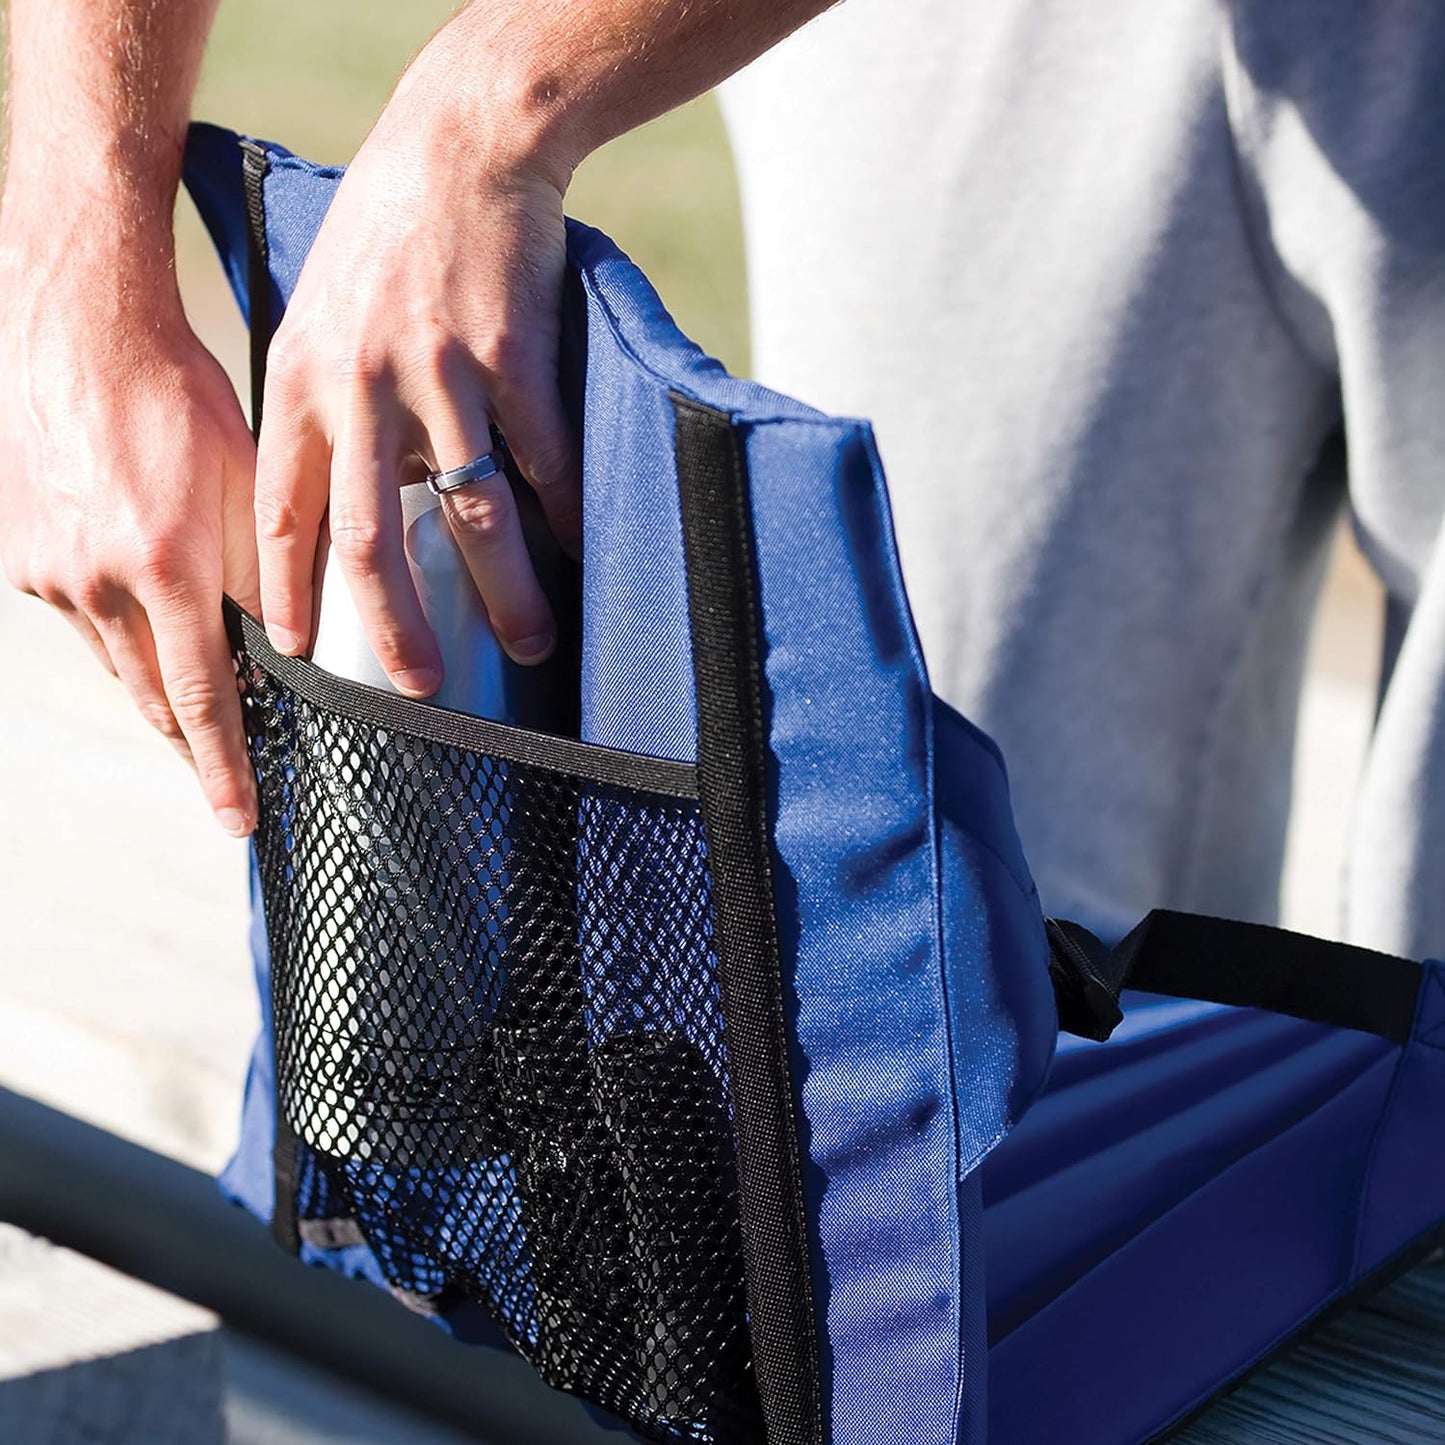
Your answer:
[0,0,1385,1436]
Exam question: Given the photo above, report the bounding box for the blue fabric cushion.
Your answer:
[184,122,1445,1445]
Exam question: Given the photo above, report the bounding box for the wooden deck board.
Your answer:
[0,1225,225,1444]
[1178,1254,1445,1443]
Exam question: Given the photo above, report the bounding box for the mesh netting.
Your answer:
[233,623,762,1443]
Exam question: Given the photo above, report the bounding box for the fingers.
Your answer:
[328,406,442,696]
[92,587,256,834]
[426,380,557,665]
[488,365,582,560]
[254,397,331,658]
[52,599,118,678]
[259,347,444,694]
[96,604,194,768]
[67,575,254,833]
[144,589,257,834]
[0,291,260,838]
[256,362,569,679]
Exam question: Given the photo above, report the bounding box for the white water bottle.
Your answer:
[297,483,573,1160]
[311,482,572,724]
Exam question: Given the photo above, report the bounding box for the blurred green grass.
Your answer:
[184,0,748,372]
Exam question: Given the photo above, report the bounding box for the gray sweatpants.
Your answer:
[721,0,1445,957]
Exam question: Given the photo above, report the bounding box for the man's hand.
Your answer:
[255,36,581,689]
[1,0,265,836]
[252,0,838,692]
[0,215,262,834]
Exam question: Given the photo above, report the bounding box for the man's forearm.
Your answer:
[2,0,218,255]
[407,0,839,185]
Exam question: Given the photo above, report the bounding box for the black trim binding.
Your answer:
[224,598,698,799]
[1048,910,1423,1045]
[671,394,823,1445]
[239,139,271,439]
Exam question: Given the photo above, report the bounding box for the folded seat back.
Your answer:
[183,123,1445,1445]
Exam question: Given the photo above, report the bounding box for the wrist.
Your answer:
[2,163,179,289]
[386,5,602,195]
[0,189,184,340]
[3,107,185,248]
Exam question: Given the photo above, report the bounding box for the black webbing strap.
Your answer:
[1047,910,1423,1045]
[671,394,823,1445]
[270,1119,302,1256]
[238,137,302,1256]
[239,138,270,440]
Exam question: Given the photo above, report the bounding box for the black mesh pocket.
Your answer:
[228,604,762,1442]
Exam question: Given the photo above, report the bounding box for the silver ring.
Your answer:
[425,450,505,496]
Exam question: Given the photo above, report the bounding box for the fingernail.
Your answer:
[392,667,442,697]
[510,631,556,664]
[217,807,252,838]
[268,626,304,656]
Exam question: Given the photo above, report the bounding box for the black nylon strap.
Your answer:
[239,139,271,439]
[271,1119,302,1256]
[671,394,823,1445]
[1048,909,1423,1045]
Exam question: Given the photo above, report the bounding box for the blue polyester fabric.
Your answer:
[183,123,1445,1445]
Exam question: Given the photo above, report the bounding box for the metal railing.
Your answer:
[0,1087,620,1444]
